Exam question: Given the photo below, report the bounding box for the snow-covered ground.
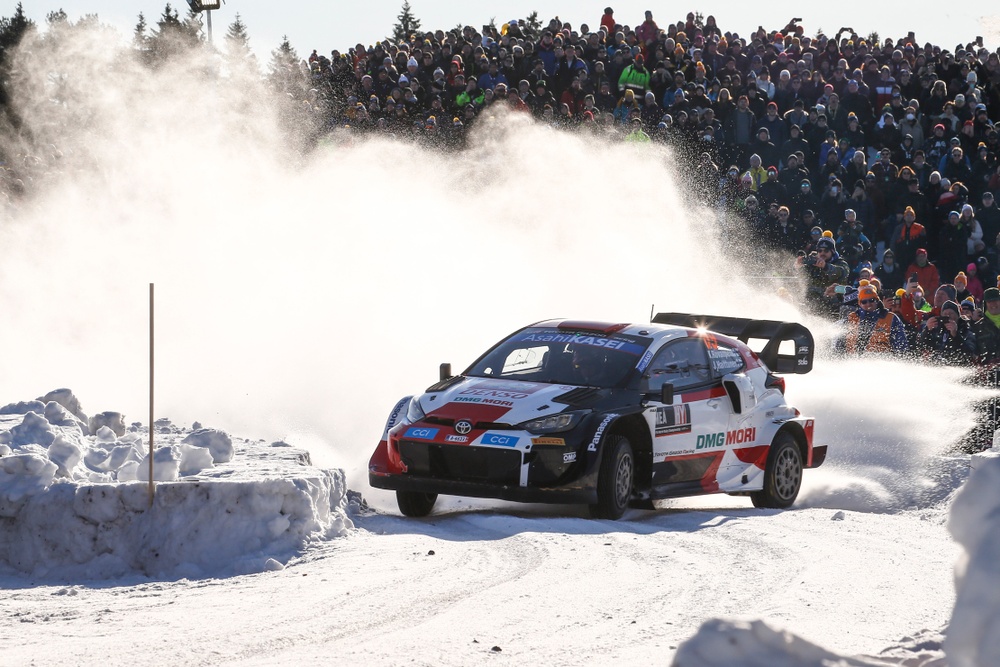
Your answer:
[0,386,998,666]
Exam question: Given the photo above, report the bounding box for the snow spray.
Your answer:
[0,26,983,513]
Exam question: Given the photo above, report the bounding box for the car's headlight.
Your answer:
[519,411,588,434]
[405,397,426,423]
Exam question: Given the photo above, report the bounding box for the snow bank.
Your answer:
[671,618,895,666]
[0,390,353,579]
[945,448,1000,667]
[672,440,1000,667]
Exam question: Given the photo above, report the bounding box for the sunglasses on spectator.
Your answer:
[860,298,877,304]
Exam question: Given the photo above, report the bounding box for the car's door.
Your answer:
[641,337,731,487]
[706,338,768,488]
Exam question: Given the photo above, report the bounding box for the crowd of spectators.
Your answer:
[289,9,1000,376]
[8,9,1000,374]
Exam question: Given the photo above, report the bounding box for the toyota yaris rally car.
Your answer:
[369,314,825,519]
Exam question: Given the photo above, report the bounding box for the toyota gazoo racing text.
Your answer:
[369,314,825,519]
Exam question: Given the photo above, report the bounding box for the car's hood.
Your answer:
[419,377,593,425]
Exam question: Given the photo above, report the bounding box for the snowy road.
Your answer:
[0,501,959,666]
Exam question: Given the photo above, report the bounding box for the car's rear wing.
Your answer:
[651,313,814,374]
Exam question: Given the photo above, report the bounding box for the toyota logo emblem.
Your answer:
[455,420,473,435]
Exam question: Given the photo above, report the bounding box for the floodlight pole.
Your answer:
[206,9,213,43]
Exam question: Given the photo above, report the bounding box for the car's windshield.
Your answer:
[465,327,653,387]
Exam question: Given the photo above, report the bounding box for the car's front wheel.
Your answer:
[396,490,438,517]
[589,435,634,520]
[751,432,802,509]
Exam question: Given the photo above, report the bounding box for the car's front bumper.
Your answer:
[369,437,599,504]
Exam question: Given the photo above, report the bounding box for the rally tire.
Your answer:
[396,490,438,517]
[589,435,634,520]
[751,432,802,509]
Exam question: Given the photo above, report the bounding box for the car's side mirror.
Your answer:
[440,363,452,381]
[641,372,674,404]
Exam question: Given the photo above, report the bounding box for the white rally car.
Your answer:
[369,314,824,519]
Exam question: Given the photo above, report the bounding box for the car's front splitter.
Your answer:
[368,471,599,505]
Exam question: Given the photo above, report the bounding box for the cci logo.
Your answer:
[455,420,473,435]
[404,427,438,440]
[482,433,519,447]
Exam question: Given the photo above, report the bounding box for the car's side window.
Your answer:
[708,343,746,377]
[646,338,712,392]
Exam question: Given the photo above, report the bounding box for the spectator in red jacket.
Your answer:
[905,248,941,300]
[600,7,616,36]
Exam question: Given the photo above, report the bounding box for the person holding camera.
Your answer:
[795,231,851,316]
[835,281,908,354]
[917,299,977,365]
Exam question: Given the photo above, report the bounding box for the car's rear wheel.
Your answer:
[589,435,634,520]
[751,432,802,509]
[396,490,438,517]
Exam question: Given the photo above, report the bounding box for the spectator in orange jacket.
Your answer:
[905,248,941,301]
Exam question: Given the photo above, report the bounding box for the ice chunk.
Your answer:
[48,434,84,478]
[182,428,234,463]
[0,400,45,415]
[8,412,56,447]
[136,446,180,482]
[89,412,126,437]
[178,444,214,476]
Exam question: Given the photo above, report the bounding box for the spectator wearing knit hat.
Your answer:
[757,102,788,148]
[939,210,972,281]
[924,123,950,167]
[965,261,986,301]
[795,230,851,316]
[884,288,920,348]
[891,206,928,270]
[875,248,905,293]
[959,204,986,257]
[954,271,973,303]
[906,247,941,299]
[974,288,1000,365]
[835,280,908,354]
[618,52,651,94]
[970,287,1000,366]
[757,165,787,208]
[918,299,977,365]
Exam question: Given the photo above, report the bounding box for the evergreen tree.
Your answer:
[0,2,35,56]
[147,3,202,66]
[134,12,149,49]
[0,2,36,117]
[267,35,300,94]
[224,13,259,76]
[181,6,204,44]
[391,1,421,43]
[524,11,542,36]
[46,10,69,27]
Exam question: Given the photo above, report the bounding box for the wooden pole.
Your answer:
[148,282,155,508]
